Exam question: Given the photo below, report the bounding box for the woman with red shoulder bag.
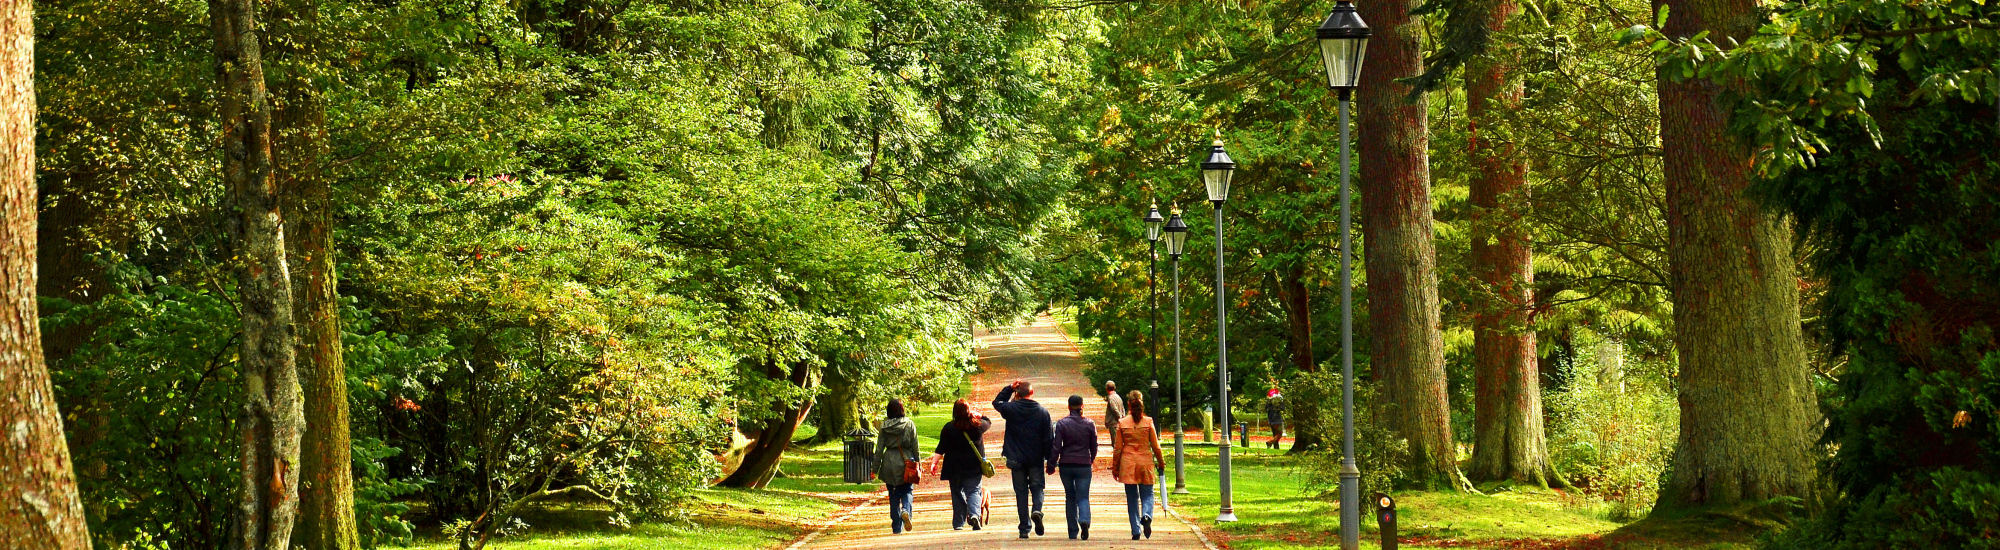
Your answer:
[874,399,921,534]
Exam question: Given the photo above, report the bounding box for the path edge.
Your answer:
[778,491,881,550]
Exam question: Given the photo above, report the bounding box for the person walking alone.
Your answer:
[874,399,920,534]
[932,400,992,530]
[1112,391,1166,540]
[994,381,1054,539]
[1265,386,1286,449]
[1049,395,1098,540]
[1104,380,1125,442]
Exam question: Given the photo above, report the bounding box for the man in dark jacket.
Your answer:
[1048,394,1098,539]
[994,381,1053,538]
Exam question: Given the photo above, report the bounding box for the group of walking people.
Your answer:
[871,380,1167,541]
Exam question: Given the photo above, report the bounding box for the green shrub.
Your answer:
[1544,331,1677,521]
[1295,369,1411,495]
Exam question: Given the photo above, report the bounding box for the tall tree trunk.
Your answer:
[211,0,305,546]
[0,3,92,543]
[717,361,815,488]
[1463,3,1560,486]
[270,0,358,546]
[1357,0,1466,491]
[1652,0,1817,510]
[1278,265,1324,453]
[808,364,861,445]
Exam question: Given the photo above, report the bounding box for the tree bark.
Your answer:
[808,365,861,446]
[717,361,815,489]
[1356,0,1466,491]
[1463,2,1561,486]
[270,0,358,546]
[1652,0,1817,510]
[1277,265,1324,453]
[211,0,305,546]
[0,2,93,544]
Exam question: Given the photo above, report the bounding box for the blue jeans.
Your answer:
[1058,464,1092,537]
[948,476,983,528]
[887,483,915,533]
[1124,484,1155,536]
[1008,460,1046,534]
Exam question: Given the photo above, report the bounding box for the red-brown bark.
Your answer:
[1464,0,1562,488]
[1277,265,1325,453]
[0,0,93,544]
[1356,0,1466,491]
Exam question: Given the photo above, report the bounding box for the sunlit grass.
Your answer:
[1157,444,1743,549]
[405,487,841,550]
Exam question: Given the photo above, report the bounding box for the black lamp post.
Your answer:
[1202,133,1237,522]
[1315,2,1371,548]
[1143,202,1165,505]
[1163,208,1190,495]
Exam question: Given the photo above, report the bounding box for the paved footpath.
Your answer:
[797,316,1214,550]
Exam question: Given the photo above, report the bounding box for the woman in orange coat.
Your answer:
[1111,390,1166,540]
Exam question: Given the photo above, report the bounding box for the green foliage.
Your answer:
[42,283,241,548]
[1296,372,1411,494]
[1728,7,1999,543]
[1544,330,1679,521]
[1644,0,2000,175]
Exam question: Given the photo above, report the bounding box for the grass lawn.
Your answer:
[1162,443,1757,549]
[405,486,844,550]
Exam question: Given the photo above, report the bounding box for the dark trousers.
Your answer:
[887,483,915,533]
[1058,464,1093,537]
[948,476,983,528]
[1007,460,1046,534]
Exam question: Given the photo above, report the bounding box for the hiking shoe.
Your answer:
[1081,522,1090,540]
[969,516,980,530]
[1031,511,1044,536]
[1142,515,1152,538]
[900,509,912,532]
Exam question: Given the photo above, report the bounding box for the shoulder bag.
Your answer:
[965,431,996,478]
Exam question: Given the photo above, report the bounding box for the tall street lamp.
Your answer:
[1315,2,1370,548]
[1202,133,1237,522]
[1163,208,1191,495]
[1143,202,1166,505]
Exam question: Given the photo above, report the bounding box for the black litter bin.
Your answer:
[842,429,876,483]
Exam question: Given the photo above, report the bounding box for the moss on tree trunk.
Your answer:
[210,0,306,545]
[1652,0,1818,510]
[271,0,360,545]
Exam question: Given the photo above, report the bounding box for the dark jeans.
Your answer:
[887,483,915,533]
[948,476,983,528]
[1007,460,1046,534]
[1058,464,1093,537]
[1124,483,1155,536]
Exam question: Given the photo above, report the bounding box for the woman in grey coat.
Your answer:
[874,399,920,533]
